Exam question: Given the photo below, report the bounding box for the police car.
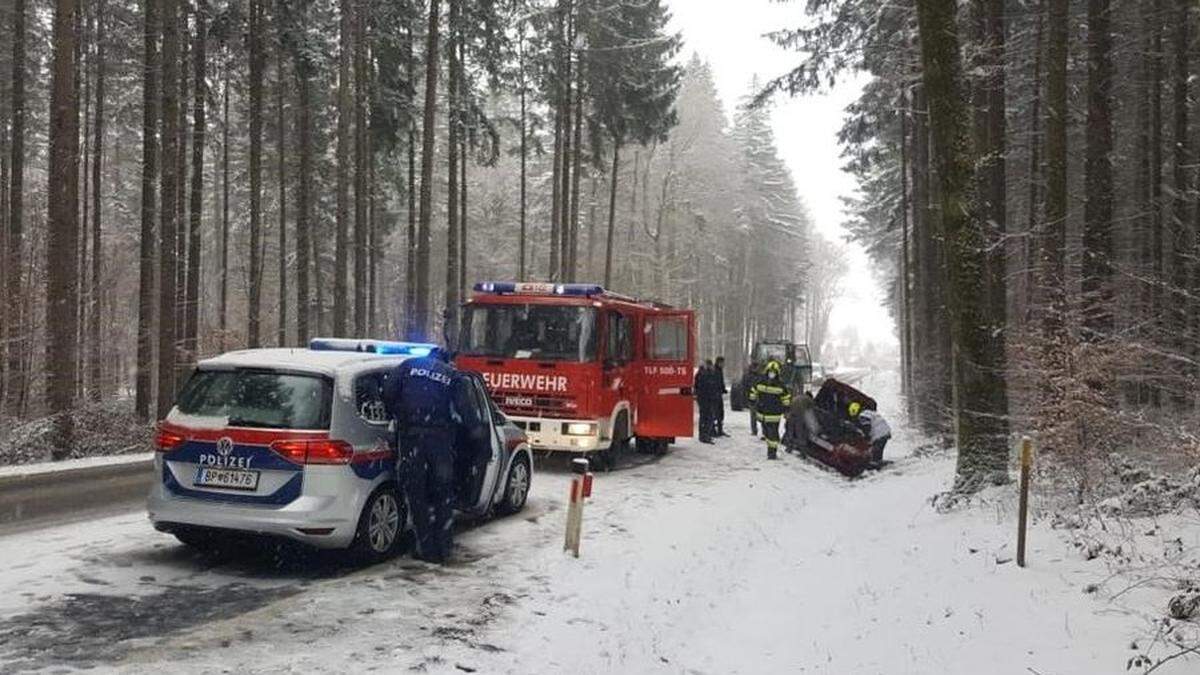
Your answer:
[147,338,534,561]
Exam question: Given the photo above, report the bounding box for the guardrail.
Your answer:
[0,456,153,530]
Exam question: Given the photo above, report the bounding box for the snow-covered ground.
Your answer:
[0,372,1195,674]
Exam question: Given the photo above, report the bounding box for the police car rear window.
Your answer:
[176,369,333,430]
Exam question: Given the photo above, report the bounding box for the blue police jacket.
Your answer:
[384,355,460,430]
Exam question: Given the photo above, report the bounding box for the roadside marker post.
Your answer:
[565,458,592,557]
[1017,437,1033,568]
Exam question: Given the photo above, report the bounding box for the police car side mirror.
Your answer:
[388,420,397,435]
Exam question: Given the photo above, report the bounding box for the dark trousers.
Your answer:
[749,406,758,435]
[697,400,713,441]
[399,428,456,562]
[761,418,780,459]
[714,398,725,434]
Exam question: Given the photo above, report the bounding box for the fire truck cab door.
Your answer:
[636,311,695,440]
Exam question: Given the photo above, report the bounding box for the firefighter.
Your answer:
[383,348,462,564]
[749,360,791,460]
[713,356,729,437]
[849,402,892,465]
[742,361,763,437]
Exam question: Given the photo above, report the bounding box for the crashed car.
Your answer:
[783,378,878,478]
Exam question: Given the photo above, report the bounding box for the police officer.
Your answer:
[748,360,791,460]
[383,348,461,564]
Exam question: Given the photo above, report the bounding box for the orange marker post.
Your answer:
[565,458,591,557]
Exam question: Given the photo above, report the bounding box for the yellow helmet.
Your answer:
[848,401,862,418]
[764,360,781,375]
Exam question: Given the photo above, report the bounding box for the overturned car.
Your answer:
[782,378,884,478]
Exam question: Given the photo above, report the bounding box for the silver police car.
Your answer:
[147,339,534,561]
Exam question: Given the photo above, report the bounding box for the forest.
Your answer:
[0,0,816,454]
[763,0,1200,490]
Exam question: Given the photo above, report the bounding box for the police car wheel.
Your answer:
[351,486,404,562]
[496,456,530,516]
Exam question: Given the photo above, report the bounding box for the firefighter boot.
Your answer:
[767,445,778,460]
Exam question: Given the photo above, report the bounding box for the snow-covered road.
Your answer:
[0,373,1189,674]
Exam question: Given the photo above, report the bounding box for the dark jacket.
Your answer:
[695,366,723,402]
[749,375,792,420]
[383,355,460,430]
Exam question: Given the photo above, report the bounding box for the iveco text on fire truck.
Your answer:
[456,282,696,460]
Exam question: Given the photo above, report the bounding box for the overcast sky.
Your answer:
[665,0,897,355]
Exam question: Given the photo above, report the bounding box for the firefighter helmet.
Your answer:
[848,401,862,418]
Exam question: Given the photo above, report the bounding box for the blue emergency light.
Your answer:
[474,281,606,297]
[309,338,438,357]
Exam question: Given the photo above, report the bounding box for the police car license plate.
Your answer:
[194,467,260,491]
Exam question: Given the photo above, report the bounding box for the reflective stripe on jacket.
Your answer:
[749,380,791,418]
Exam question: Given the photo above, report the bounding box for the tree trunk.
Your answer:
[914,0,1009,488]
[568,59,584,283]
[445,0,460,344]
[404,20,416,324]
[220,53,230,350]
[157,0,180,418]
[518,22,527,281]
[1168,0,1189,394]
[276,47,288,346]
[1149,0,1164,406]
[247,0,264,347]
[604,139,620,287]
[7,0,27,414]
[1041,0,1068,342]
[46,0,81,453]
[185,7,204,368]
[411,0,441,342]
[135,0,157,419]
[459,123,467,301]
[1023,1,1043,326]
[1081,0,1113,339]
[89,0,106,399]
[899,85,913,417]
[353,0,367,336]
[296,63,312,344]
[334,0,352,336]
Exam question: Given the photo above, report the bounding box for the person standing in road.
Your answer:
[743,361,763,437]
[749,360,791,460]
[383,348,462,564]
[694,359,716,444]
[713,356,729,437]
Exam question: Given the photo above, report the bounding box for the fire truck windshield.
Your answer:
[460,304,597,362]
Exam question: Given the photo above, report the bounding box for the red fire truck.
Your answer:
[456,282,696,461]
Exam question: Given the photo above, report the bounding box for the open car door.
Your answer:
[456,373,505,514]
[635,311,695,441]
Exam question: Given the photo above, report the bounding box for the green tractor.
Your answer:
[730,340,813,411]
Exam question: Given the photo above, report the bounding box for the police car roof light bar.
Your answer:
[309,338,438,357]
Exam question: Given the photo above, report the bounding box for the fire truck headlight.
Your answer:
[564,422,597,437]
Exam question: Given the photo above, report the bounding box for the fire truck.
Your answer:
[455,282,696,462]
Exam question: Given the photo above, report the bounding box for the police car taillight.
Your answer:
[155,427,187,453]
[269,439,354,465]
